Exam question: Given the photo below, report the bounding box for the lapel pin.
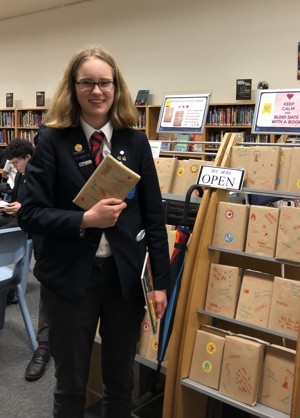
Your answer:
[75,144,83,152]
[118,150,125,161]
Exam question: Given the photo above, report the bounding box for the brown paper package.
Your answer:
[229,146,251,175]
[244,146,280,190]
[154,157,177,193]
[275,206,300,263]
[245,205,279,258]
[260,344,296,414]
[212,202,250,252]
[205,263,242,318]
[277,147,293,191]
[287,147,300,193]
[219,335,266,406]
[235,270,274,327]
[137,310,161,363]
[268,276,300,338]
[189,326,230,390]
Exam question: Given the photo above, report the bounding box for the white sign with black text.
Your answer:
[197,166,245,191]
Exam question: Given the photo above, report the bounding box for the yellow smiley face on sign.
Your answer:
[262,103,272,114]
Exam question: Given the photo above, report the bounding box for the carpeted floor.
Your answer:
[0,268,55,418]
[0,262,103,418]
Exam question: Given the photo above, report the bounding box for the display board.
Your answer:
[252,88,300,135]
[157,93,211,134]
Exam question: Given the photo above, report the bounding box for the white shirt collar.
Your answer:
[80,119,113,143]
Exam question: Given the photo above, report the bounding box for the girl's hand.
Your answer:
[81,198,127,229]
[154,289,168,319]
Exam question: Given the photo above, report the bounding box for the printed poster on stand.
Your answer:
[252,88,300,135]
[157,93,211,134]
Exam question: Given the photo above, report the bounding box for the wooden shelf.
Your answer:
[0,107,47,145]
[134,105,161,140]
[182,379,289,418]
[208,245,300,268]
[206,124,252,129]
[197,309,297,342]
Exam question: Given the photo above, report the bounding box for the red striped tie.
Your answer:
[90,131,105,166]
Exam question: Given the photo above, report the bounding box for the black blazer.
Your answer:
[12,172,26,203]
[18,125,170,302]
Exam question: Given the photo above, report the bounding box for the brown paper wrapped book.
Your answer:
[205,263,242,319]
[189,326,231,390]
[219,335,266,406]
[244,146,280,190]
[245,205,279,258]
[154,157,177,193]
[73,154,140,210]
[235,269,274,328]
[275,206,300,263]
[212,202,250,252]
[260,344,296,414]
[137,310,161,363]
[268,276,300,337]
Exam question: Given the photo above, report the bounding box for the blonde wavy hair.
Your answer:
[45,46,138,129]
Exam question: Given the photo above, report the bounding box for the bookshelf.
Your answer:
[205,102,255,155]
[0,108,16,145]
[16,107,47,143]
[0,107,47,146]
[134,105,161,140]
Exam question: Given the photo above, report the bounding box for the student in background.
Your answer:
[0,139,50,380]
[0,141,32,228]
[2,159,17,189]
[18,46,170,418]
[0,159,17,201]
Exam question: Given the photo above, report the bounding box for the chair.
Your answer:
[0,227,37,351]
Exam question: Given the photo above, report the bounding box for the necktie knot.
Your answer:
[90,131,104,166]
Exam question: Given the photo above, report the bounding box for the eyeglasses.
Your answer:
[75,80,114,92]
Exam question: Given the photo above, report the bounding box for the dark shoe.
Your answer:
[25,348,50,381]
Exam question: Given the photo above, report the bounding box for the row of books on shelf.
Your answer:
[206,130,267,146]
[17,110,47,128]
[207,105,254,126]
[157,131,272,154]
[158,133,203,152]
[18,130,38,143]
[0,111,15,127]
[0,129,15,144]
[134,109,146,129]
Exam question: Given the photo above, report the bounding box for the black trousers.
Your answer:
[32,235,49,344]
[41,257,145,418]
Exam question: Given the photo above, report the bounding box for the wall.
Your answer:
[0,0,299,108]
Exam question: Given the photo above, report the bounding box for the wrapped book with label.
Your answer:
[73,154,140,211]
